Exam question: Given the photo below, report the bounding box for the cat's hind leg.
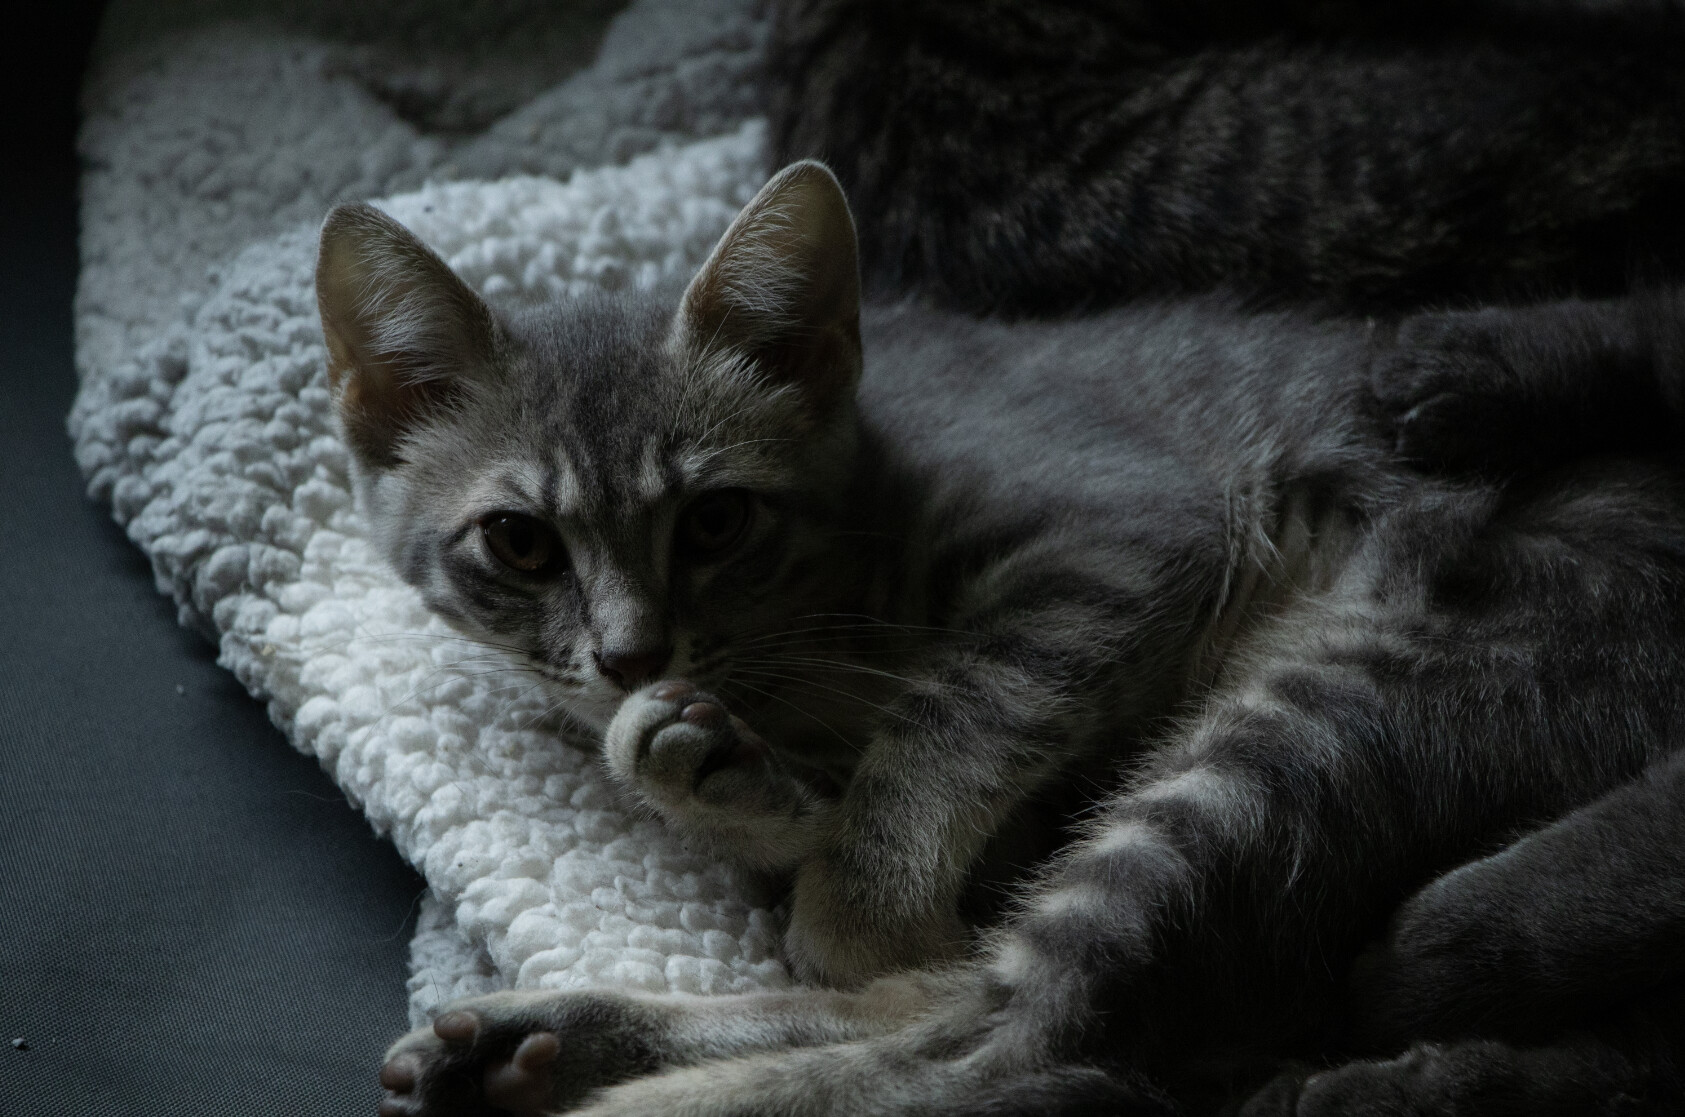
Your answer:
[561,1038,1154,1117]
[376,973,952,1117]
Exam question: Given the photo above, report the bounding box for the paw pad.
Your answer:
[483,1032,562,1112]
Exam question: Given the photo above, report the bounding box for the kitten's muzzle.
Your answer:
[594,646,674,692]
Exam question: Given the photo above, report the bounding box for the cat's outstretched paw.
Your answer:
[379,1024,560,1117]
[604,681,826,869]
[1369,311,1530,473]
[377,990,660,1117]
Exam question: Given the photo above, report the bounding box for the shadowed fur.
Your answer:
[768,0,1685,314]
[319,165,1685,1114]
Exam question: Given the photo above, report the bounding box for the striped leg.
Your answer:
[378,973,956,1117]
[972,657,1410,1078]
[571,635,1444,1116]
[398,468,1685,1115]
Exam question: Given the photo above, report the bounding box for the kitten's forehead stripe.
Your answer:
[548,444,585,520]
[637,435,670,505]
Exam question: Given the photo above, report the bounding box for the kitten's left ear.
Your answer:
[677,160,861,417]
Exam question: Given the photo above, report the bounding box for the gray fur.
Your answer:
[1373,285,1685,474]
[322,166,1685,1115]
[768,0,1685,313]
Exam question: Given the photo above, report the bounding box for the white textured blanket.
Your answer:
[70,0,790,1024]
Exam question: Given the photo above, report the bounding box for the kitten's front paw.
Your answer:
[1369,311,1526,472]
[377,990,659,1117]
[604,681,823,869]
[604,681,770,811]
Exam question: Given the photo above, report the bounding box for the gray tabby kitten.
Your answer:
[318,165,1685,1114]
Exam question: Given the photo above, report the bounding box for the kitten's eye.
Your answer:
[678,491,752,558]
[480,513,562,574]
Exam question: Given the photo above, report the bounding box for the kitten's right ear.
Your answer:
[316,203,501,468]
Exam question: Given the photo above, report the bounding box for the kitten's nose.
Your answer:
[594,646,673,692]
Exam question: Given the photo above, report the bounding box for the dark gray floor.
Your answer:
[0,10,427,1114]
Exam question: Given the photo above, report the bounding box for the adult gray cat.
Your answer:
[317,165,1685,1113]
[769,0,1685,314]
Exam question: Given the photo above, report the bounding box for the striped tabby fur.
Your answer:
[768,0,1685,313]
[317,165,1685,1113]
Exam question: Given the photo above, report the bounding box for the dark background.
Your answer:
[0,5,427,1113]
